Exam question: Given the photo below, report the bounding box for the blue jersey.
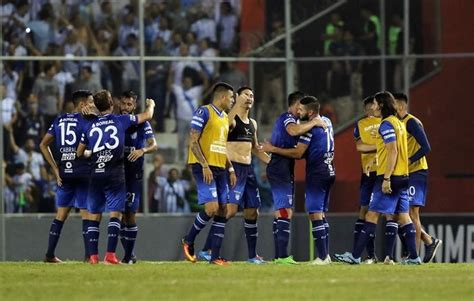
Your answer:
[47,113,91,178]
[80,114,138,177]
[299,116,335,177]
[124,121,154,180]
[270,112,299,149]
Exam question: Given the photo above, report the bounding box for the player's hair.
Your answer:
[363,95,374,106]
[121,90,138,101]
[237,86,252,95]
[300,96,320,114]
[392,92,408,103]
[374,91,396,119]
[72,90,93,106]
[212,82,234,99]
[288,91,306,107]
[93,90,113,112]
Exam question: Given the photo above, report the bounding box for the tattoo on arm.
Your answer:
[189,128,208,166]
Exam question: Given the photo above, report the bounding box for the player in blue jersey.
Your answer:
[39,90,95,263]
[335,91,421,265]
[262,96,335,265]
[393,93,441,263]
[119,91,157,264]
[197,87,271,264]
[76,90,155,264]
[260,92,326,265]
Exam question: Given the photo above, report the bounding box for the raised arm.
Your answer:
[136,98,156,124]
[250,119,270,164]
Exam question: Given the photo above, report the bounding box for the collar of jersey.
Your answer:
[210,104,224,117]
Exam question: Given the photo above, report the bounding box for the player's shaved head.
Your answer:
[392,92,408,104]
[374,91,397,119]
[288,91,305,107]
[212,82,234,99]
[72,90,93,106]
[93,90,113,112]
[300,96,320,114]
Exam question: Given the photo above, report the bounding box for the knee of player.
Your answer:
[365,211,379,223]
[204,203,219,217]
[243,209,258,220]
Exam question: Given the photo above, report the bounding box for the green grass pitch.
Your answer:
[1,262,473,300]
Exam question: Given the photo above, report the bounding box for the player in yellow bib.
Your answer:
[394,93,442,263]
[336,91,421,265]
[181,82,236,266]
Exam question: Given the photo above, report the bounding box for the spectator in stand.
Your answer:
[327,61,352,126]
[27,3,55,53]
[3,161,16,213]
[72,65,102,93]
[190,11,216,44]
[11,162,34,213]
[167,31,184,56]
[63,29,87,77]
[172,75,203,162]
[156,168,190,213]
[1,83,18,160]
[146,37,169,132]
[186,32,199,56]
[198,37,218,82]
[53,61,75,105]
[118,5,139,48]
[32,62,62,127]
[217,1,238,55]
[181,165,199,212]
[16,93,45,147]
[4,31,27,57]
[360,7,381,96]
[219,61,247,90]
[93,0,116,30]
[321,13,344,56]
[113,33,140,94]
[148,154,166,212]
[2,62,20,101]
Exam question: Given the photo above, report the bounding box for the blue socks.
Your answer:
[400,223,418,259]
[273,218,279,258]
[312,219,327,260]
[353,219,365,256]
[46,219,64,258]
[123,224,138,260]
[210,216,227,261]
[384,220,398,259]
[186,210,211,243]
[106,217,121,253]
[276,218,290,258]
[87,221,100,255]
[244,219,258,259]
[352,222,377,259]
[323,217,330,254]
[82,219,90,259]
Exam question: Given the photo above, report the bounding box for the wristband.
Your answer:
[383,177,390,182]
[228,167,235,173]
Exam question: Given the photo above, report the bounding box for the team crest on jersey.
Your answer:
[234,191,241,201]
[197,108,204,116]
[210,188,217,198]
[131,132,137,139]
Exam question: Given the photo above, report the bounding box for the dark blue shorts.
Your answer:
[191,164,228,205]
[124,178,142,213]
[87,177,126,214]
[408,170,428,207]
[55,177,89,209]
[227,162,261,209]
[267,158,295,210]
[359,172,377,206]
[305,175,335,213]
[369,176,409,214]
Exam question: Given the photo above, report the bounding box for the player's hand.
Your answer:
[128,149,145,162]
[81,104,98,116]
[229,170,237,187]
[202,166,213,184]
[382,179,392,194]
[54,168,63,187]
[260,140,275,153]
[311,117,328,129]
[145,98,155,108]
[364,161,374,176]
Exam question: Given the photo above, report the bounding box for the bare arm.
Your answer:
[286,118,327,136]
[136,98,156,124]
[356,139,377,153]
[250,119,270,164]
[6,125,19,154]
[262,141,308,159]
[76,143,87,158]
[384,141,398,179]
[189,128,208,167]
[39,133,61,185]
